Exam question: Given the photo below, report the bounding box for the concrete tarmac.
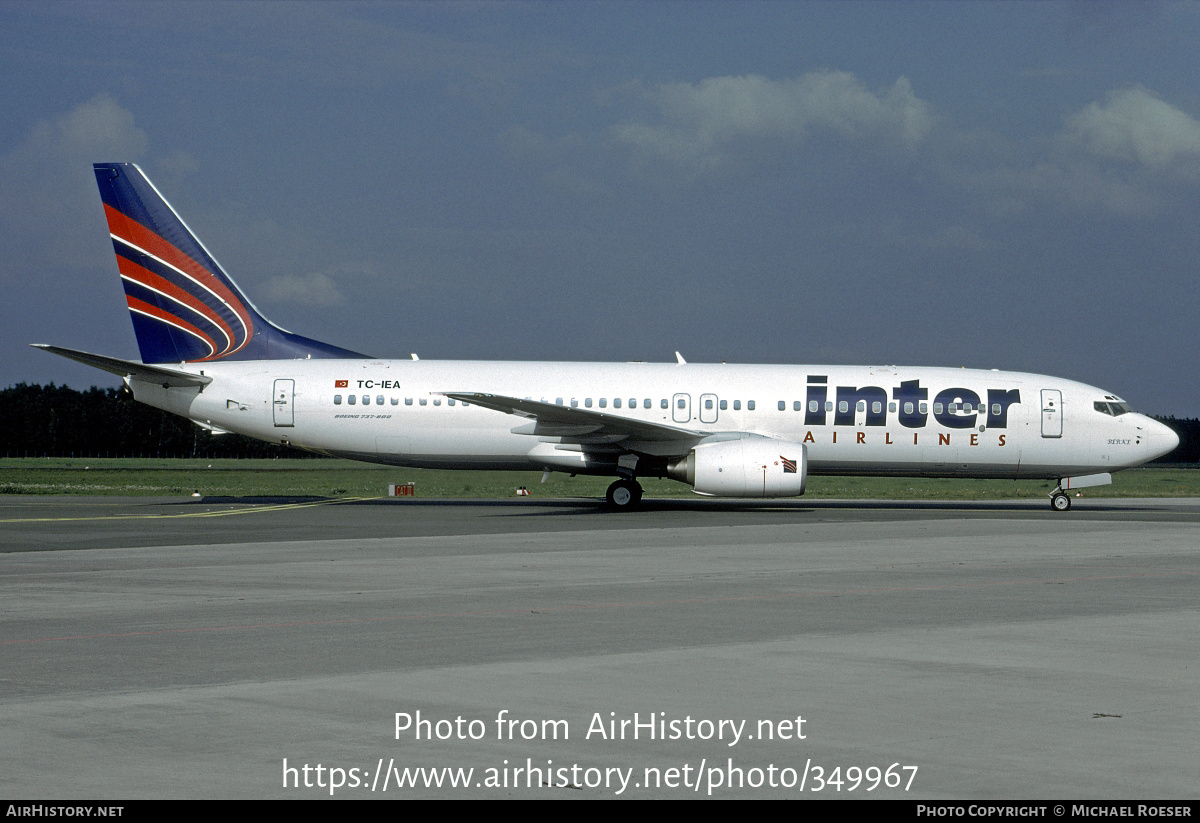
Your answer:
[1,495,1197,798]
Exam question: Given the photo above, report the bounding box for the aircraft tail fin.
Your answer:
[93,163,369,364]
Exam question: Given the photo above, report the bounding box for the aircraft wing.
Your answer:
[443,392,704,452]
[32,344,213,388]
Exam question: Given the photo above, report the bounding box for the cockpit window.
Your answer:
[1095,400,1135,416]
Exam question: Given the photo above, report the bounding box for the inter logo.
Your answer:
[804,375,1020,430]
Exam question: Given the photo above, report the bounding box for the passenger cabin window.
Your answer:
[614,398,622,408]
[778,401,786,411]
[447,399,456,406]
[662,399,669,409]
[334,395,342,405]
[391,397,399,406]
[856,401,866,412]
[733,400,741,411]
[809,400,819,413]
[405,398,413,406]
[839,401,849,413]
[376,395,384,405]
[585,398,592,408]
[705,398,714,410]
[598,398,606,408]
[362,395,370,405]
[643,399,651,409]
[419,399,427,406]
[793,401,802,411]
[720,400,727,410]
[904,402,913,414]
[872,401,882,414]
[433,399,441,406]
[678,398,686,409]
[348,395,356,405]
[933,403,942,414]
[747,400,755,411]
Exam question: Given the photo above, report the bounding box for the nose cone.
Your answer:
[1145,417,1180,462]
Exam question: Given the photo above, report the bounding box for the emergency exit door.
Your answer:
[673,393,691,423]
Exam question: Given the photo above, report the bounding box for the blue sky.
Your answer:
[2,1,1197,414]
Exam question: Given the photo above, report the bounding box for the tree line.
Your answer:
[0,383,311,459]
[2,382,1197,463]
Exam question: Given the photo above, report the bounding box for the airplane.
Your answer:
[35,162,1180,511]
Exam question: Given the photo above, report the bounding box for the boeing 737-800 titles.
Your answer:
[35,163,1179,510]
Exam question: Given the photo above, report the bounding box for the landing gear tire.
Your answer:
[606,478,643,510]
[1051,493,1071,512]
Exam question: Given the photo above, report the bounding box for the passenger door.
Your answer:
[273,379,295,427]
[1041,389,1062,438]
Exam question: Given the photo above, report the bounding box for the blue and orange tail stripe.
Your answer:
[94,163,369,364]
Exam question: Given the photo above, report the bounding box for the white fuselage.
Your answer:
[128,359,1178,482]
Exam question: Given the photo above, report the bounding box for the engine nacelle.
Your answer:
[668,438,807,498]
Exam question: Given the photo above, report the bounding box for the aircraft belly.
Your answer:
[329,450,534,471]
[809,460,1024,479]
[802,428,1023,479]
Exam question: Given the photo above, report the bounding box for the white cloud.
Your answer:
[0,95,148,279]
[33,94,148,162]
[978,161,1161,218]
[152,149,200,179]
[1062,87,1200,175]
[263,272,345,307]
[611,71,933,170]
[945,87,1200,218]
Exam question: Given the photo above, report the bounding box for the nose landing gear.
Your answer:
[1049,482,1071,512]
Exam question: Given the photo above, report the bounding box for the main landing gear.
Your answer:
[605,477,643,510]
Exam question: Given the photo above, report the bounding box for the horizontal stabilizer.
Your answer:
[31,344,212,388]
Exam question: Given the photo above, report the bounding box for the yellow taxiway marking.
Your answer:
[0,496,379,523]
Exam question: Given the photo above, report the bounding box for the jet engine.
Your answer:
[667,438,807,498]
